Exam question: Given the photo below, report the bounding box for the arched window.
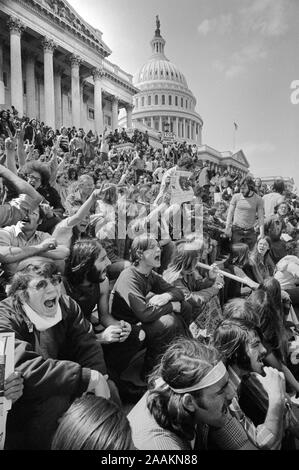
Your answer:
[175,96,178,106]
[168,95,172,105]
[155,95,158,105]
[162,95,165,105]
[141,97,145,107]
[135,98,138,108]
[148,95,151,106]
[181,97,183,107]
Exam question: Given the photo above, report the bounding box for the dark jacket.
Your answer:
[0,294,108,448]
[0,294,107,402]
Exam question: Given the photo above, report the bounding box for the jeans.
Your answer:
[232,226,256,251]
[142,301,193,374]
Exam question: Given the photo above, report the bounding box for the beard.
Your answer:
[86,265,106,283]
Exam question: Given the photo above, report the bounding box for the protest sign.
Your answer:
[0,332,15,450]
[169,169,194,205]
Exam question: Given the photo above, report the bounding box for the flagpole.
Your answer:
[233,126,236,151]
[233,122,238,151]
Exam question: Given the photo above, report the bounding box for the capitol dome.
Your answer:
[129,17,203,144]
[134,57,188,89]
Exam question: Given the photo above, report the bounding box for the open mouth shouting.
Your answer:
[43,296,58,315]
[20,215,30,225]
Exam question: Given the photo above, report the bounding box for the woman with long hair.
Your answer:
[163,236,224,335]
[247,286,299,396]
[248,237,276,284]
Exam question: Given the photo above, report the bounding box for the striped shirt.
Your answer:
[128,392,191,450]
[226,192,264,230]
[228,367,282,450]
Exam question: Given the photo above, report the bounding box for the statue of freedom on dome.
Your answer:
[155,15,161,36]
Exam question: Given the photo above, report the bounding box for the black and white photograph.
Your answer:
[0,0,299,457]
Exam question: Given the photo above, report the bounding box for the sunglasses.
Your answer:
[30,274,62,291]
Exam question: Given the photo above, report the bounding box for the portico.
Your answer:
[0,0,139,134]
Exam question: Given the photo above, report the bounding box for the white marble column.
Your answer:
[197,124,202,145]
[71,55,81,129]
[0,43,4,105]
[80,79,85,129]
[159,116,162,132]
[126,105,133,128]
[92,68,104,135]
[25,55,36,118]
[111,96,119,131]
[61,87,69,128]
[38,77,45,122]
[54,67,63,130]
[175,117,179,138]
[42,38,56,129]
[8,17,24,115]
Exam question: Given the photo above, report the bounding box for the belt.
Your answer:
[232,225,254,232]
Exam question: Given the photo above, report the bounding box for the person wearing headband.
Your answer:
[213,318,290,449]
[128,337,258,450]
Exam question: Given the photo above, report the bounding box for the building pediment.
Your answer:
[231,150,249,168]
[22,0,112,56]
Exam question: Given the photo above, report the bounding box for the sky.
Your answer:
[68,0,299,188]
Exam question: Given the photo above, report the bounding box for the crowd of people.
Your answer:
[1,105,299,451]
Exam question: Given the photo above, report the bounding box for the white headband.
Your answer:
[155,361,227,394]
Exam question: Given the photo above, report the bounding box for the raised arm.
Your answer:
[5,135,18,175]
[225,195,238,237]
[15,124,27,169]
[0,164,42,205]
[59,188,103,229]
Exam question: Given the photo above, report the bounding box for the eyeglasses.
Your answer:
[27,174,41,182]
[29,274,62,291]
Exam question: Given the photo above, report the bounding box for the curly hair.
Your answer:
[24,161,50,186]
[8,258,58,306]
